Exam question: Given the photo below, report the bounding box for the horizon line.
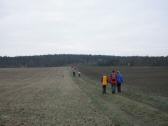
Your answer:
[0,53,168,58]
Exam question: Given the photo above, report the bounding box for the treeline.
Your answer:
[0,54,168,67]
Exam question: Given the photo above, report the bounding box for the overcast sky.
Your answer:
[0,0,168,56]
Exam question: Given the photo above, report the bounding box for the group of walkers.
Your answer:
[71,66,124,94]
[101,70,124,94]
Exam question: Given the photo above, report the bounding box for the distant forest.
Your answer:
[0,54,168,67]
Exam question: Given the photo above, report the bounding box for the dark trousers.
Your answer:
[117,83,121,93]
[73,72,75,77]
[102,85,106,94]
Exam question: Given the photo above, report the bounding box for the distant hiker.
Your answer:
[101,74,108,94]
[78,71,81,77]
[117,71,124,93]
[109,70,117,94]
[73,71,76,77]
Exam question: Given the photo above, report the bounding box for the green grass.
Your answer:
[78,66,168,111]
[1,67,168,126]
[75,66,168,126]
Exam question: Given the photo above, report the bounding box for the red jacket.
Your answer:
[109,73,117,85]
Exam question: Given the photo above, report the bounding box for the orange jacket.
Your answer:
[101,75,108,86]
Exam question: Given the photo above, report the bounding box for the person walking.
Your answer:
[101,74,108,94]
[78,71,81,77]
[117,71,124,93]
[73,71,76,77]
[109,70,117,94]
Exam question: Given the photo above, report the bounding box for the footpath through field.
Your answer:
[73,68,168,126]
[0,67,113,126]
[0,67,168,126]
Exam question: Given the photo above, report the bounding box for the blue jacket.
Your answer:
[117,74,124,84]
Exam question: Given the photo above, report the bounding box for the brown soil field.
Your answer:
[79,66,168,96]
[0,67,168,126]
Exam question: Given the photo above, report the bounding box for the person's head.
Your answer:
[112,70,115,73]
[117,71,120,74]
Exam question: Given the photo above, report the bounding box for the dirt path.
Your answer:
[0,67,168,126]
[0,67,114,126]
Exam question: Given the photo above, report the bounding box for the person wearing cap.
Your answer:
[109,70,117,94]
[116,71,124,93]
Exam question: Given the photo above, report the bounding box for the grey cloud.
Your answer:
[0,0,168,56]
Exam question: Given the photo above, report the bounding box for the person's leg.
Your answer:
[104,85,106,94]
[102,85,106,94]
[112,85,116,94]
[111,84,113,93]
[114,85,116,93]
[117,84,119,92]
[118,84,121,93]
[117,83,120,93]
